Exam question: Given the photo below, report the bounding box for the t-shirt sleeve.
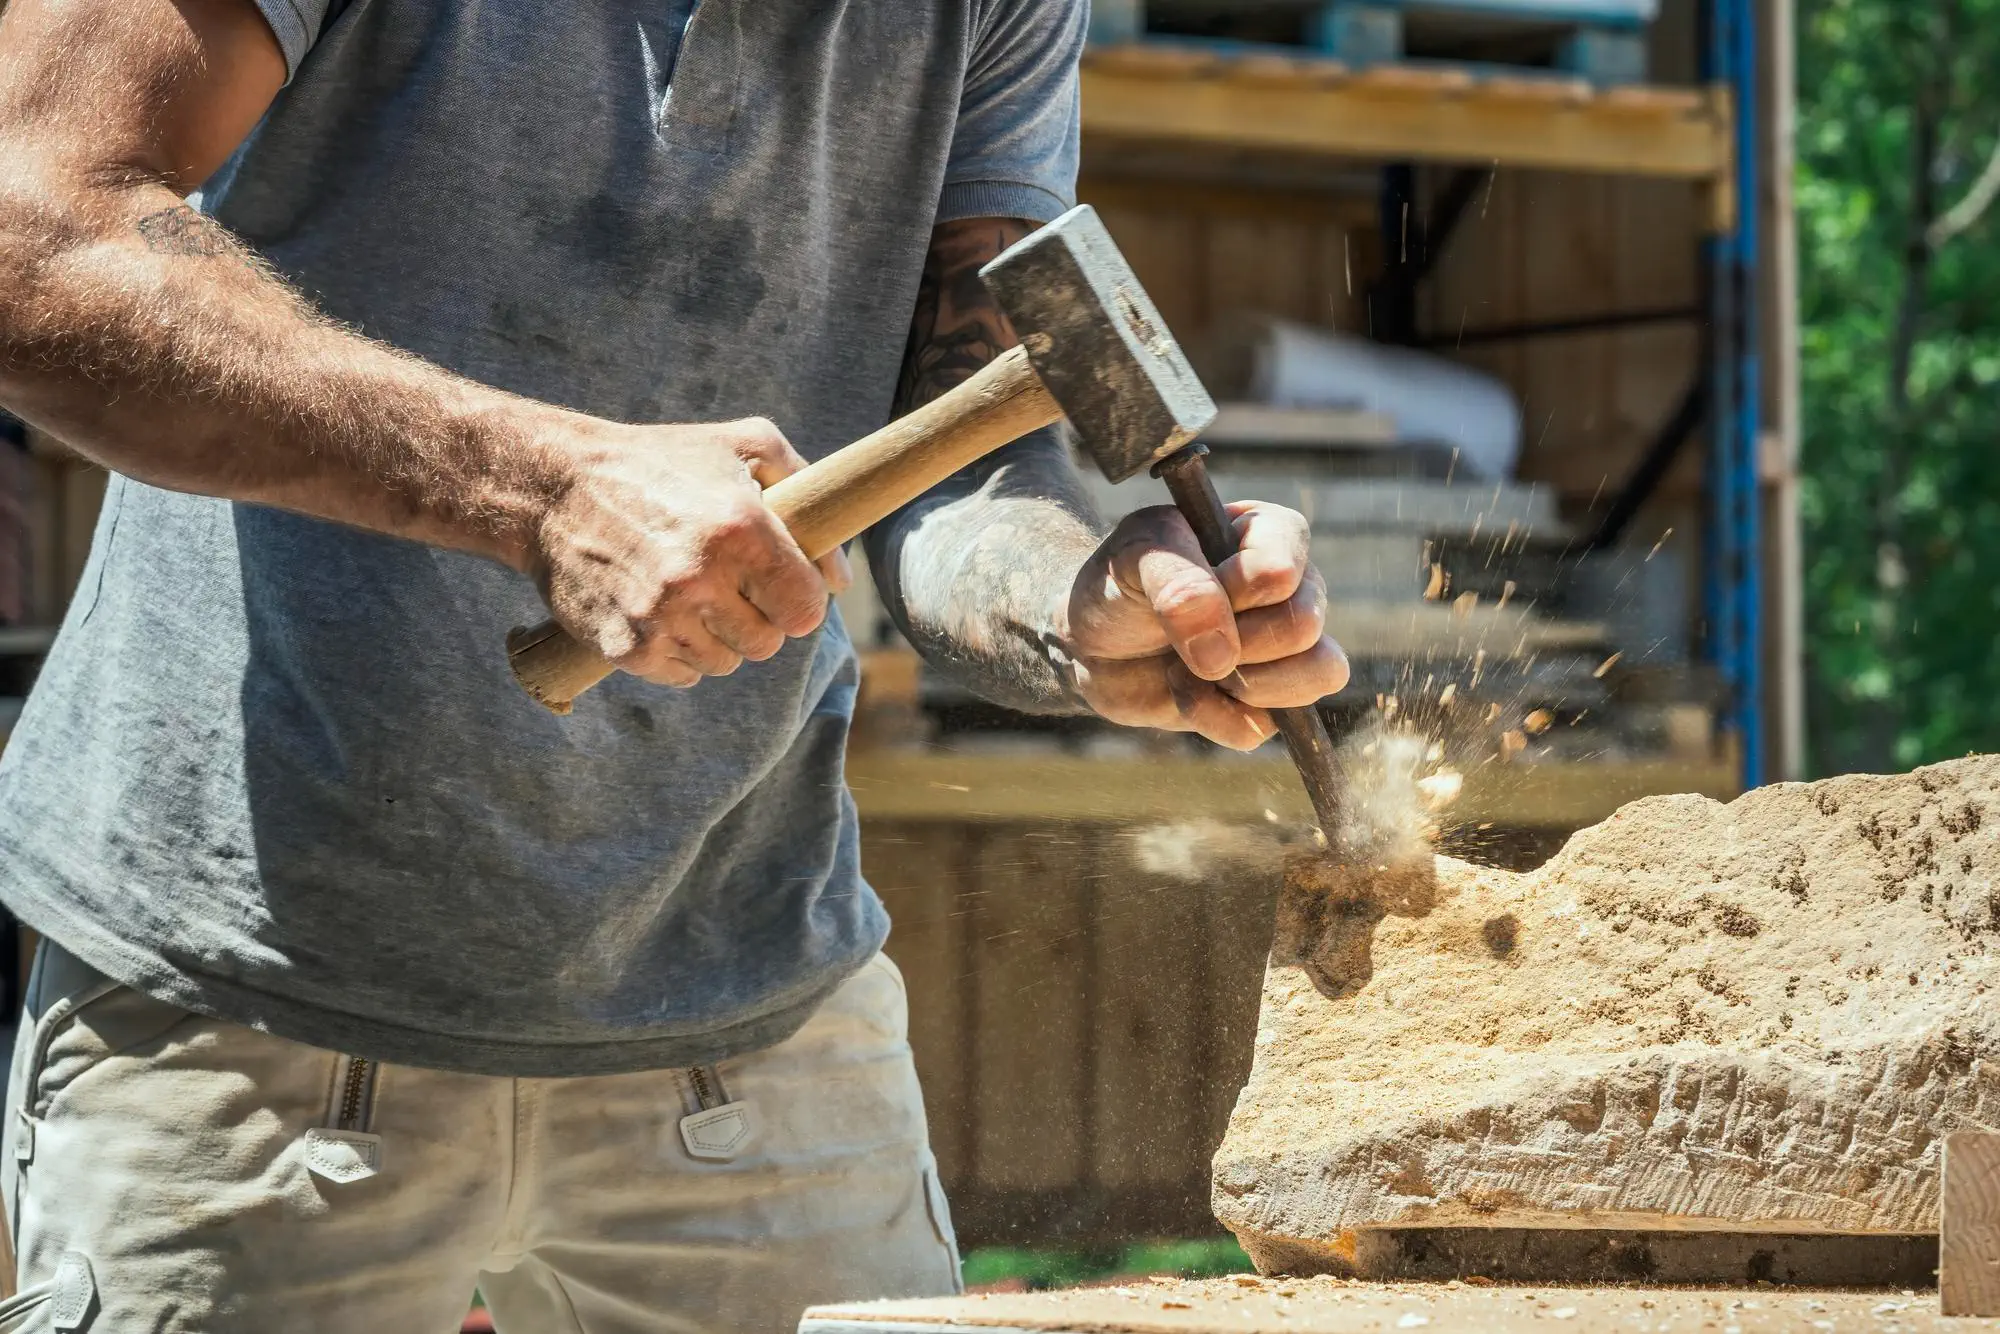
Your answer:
[250,0,337,82]
[939,0,1085,223]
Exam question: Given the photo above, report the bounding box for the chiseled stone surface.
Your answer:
[1214,756,2000,1274]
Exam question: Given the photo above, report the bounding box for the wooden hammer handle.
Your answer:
[509,344,1061,712]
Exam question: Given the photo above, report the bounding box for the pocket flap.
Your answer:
[679,1103,757,1161]
[304,1128,383,1184]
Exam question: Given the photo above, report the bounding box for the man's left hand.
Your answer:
[1057,500,1349,751]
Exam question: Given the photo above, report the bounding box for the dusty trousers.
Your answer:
[0,942,961,1333]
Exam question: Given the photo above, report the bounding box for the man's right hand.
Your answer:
[534,417,851,688]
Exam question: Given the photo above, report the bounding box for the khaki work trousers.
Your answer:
[0,942,961,1333]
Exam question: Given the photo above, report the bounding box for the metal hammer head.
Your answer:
[979,205,1217,482]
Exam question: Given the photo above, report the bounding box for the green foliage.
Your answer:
[1799,0,2000,772]
[961,1238,1253,1289]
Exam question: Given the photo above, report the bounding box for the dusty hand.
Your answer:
[534,416,850,687]
[1058,501,1348,750]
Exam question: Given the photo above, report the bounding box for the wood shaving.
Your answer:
[1452,591,1479,618]
[1424,563,1447,600]
[1594,651,1623,679]
[1524,709,1554,734]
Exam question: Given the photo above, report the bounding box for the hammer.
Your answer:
[507,205,1347,839]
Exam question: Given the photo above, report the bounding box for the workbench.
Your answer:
[802,1277,1970,1334]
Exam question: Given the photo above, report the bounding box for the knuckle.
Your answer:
[732,416,794,460]
[711,502,773,551]
[1270,504,1310,533]
[679,637,740,677]
[1150,568,1225,622]
[779,595,828,636]
[1241,557,1299,601]
[645,660,699,688]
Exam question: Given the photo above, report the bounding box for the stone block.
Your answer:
[1214,756,2000,1273]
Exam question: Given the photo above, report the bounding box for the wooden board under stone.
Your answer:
[803,1277,1978,1334]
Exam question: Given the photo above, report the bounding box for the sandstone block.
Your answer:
[1213,755,2000,1274]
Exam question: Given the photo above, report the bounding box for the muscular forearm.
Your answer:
[0,171,572,569]
[865,215,1111,711]
[865,428,1104,713]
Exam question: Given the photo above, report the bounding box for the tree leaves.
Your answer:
[1801,0,2000,773]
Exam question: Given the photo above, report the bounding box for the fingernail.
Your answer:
[1189,631,1233,677]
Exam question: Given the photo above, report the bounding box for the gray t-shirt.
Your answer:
[0,0,1081,1075]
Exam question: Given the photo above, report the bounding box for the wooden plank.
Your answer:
[967,827,1098,1192]
[1080,57,1732,180]
[1088,837,1210,1192]
[1515,172,1616,495]
[864,822,975,1184]
[1199,863,1281,1148]
[1943,1131,2000,1317]
[1078,176,1376,229]
[805,1278,1988,1333]
[844,747,1739,826]
[1205,214,1319,329]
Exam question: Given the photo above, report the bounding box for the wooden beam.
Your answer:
[846,747,1738,826]
[1081,48,1733,182]
[1078,175,1377,228]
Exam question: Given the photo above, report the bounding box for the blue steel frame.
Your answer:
[1702,0,1765,789]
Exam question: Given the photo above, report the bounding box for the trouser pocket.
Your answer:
[0,1250,93,1331]
[6,944,171,1252]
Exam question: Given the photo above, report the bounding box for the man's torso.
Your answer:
[0,0,1026,1075]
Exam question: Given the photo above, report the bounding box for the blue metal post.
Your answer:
[1701,0,1764,789]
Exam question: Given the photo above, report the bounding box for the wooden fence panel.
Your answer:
[866,818,1284,1247]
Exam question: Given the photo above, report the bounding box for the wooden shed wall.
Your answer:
[865,820,1278,1246]
[1082,160,1707,526]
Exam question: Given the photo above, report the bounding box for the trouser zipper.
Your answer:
[332,1055,378,1133]
[686,1065,725,1111]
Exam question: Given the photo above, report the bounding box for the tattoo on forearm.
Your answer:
[894,219,1035,414]
[874,218,1105,714]
[136,205,233,257]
